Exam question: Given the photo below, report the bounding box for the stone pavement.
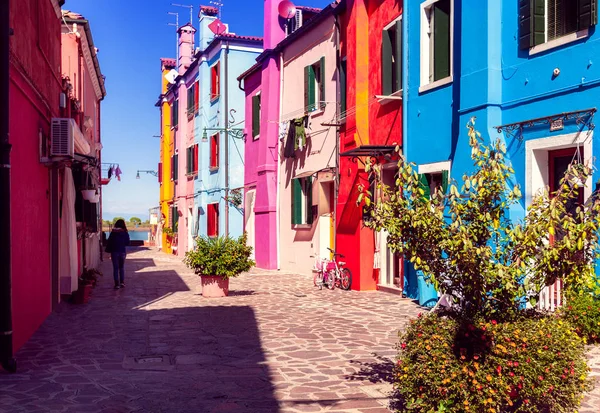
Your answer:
[0,247,598,413]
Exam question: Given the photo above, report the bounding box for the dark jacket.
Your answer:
[106,228,130,253]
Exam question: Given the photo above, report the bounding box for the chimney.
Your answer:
[177,24,196,74]
[264,0,286,49]
[198,5,225,52]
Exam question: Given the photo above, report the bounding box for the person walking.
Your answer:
[105,219,130,289]
[156,213,165,251]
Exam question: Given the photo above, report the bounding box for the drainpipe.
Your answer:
[0,0,16,373]
[277,51,284,270]
[333,11,341,255]
[224,41,229,236]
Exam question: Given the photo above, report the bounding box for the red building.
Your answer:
[5,0,64,356]
[336,0,404,291]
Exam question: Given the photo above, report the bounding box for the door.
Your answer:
[378,167,404,290]
[245,190,256,260]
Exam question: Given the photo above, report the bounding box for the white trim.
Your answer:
[525,131,593,207]
[383,14,402,30]
[529,29,589,56]
[75,30,103,101]
[420,0,454,89]
[221,45,263,54]
[418,160,451,174]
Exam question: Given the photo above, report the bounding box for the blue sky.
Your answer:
[65,0,328,221]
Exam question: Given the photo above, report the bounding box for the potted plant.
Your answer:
[183,233,254,297]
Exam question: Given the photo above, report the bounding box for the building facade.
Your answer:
[404,0,599,303]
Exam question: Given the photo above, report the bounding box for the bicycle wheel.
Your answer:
[325,270,336,290]
[314,270,324,290]
[340,268,352,290]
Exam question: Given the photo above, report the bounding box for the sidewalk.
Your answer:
[0,247,598,412]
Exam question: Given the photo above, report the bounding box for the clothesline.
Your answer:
[268,101,338,124]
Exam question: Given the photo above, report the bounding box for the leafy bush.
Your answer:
[184,233,254,279]
[562,293,600,343]
[396,313,592,413]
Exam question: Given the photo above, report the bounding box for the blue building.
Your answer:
[403,0,599,303]
[192,6,262,241]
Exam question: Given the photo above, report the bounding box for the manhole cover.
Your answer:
[123,355,174,371]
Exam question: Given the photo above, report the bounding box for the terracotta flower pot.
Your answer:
[200,275,229,297]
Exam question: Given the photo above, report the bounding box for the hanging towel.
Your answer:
[108,166,113,179]
[279,120,290,143]
[293,117,306,151]
[283,121,296,158]
[115,165,122,181]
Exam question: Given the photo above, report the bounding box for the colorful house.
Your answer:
[157,7,262,256]
[336,0,404,291]
[404,0,599,305]
[239,2,330,271]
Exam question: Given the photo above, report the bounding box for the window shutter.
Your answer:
[395,19,403,92]
[292,178,303,224]
[441,170,449,194]
[433,0,451,81]
[194,144,199,173]
[340,60,347,115]
[172,99,179,127]
[194,80,199,112]
[304,66,310,112]
[187,86,194,112]
[173,154,178,180]
[158,162,163,183]
[188,147,193,174]
[518,0,532,49]
[214,203,219,236]
[252,94,261,137]
[382,27,393,95]
[319,57,326,110]
[532,0,546,46]
[579,0,598,29]
[171,156,175,180]
[306,177,313,224]
[418,173,431,200]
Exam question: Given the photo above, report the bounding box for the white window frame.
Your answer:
[253,91,261,141]
[382,15,403,99]
[419,0,454,93]
[525,131,593,208]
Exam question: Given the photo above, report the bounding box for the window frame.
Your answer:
[304,57,326,114]
[252,92,261,140]
[419,0,454,93]
[417,161,451,200]
[291,176,314,227]
[382,16,403,97]
[210,62,220,102]
[209,133,219,171]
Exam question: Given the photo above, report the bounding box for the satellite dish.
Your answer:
[164,69,178,84]
[278,0,296,19]
[208,18,227,35]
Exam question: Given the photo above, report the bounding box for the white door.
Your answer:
[245,190,256,260]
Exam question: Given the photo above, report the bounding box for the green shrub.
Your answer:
[184,233,254,279]
[562,293,600,343]
[396,312,592,413]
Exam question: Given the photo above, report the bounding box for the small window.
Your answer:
[304,57,325,112]
[158,162,163,184]
[186,144,198,175]
[418,170,449,199]
[171,205,179,231]
[339,58,347,117]
[252,93,261,139]
[210,133,219,170]
[171,98,179,128]
[382,17,403,95]
[171,152,179,181]
[519,0,597,49]
[211,62,220,101]
[291,177,313,225]
[187,85,194,118]
[207,203,219,237]
[421,0,452,87]
[194,80,199,115]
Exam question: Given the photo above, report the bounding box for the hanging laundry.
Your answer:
[115,165,122,181]
[108,166,114,179]
[283,121,296,158]
[293,116,307,151]
[279,120,290,143]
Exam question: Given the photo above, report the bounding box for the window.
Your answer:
[194,80,199,114]
[304,57,325,113]
[207,203,219,237]
[187,84,195,119]
[158,162,163,184]
[291,177,313,225]
[252,93,261,139]
[519,0,597,50]
[420,0,452,89]
[211,62,220,101]
[382,17,403,95]
[186,144,198,175]
[171,152,179,181]
[172,98,179,128]
[210,133,219,170]
[418,170,449,199]
[339,58,347,117]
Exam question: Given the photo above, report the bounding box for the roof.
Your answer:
[160,58,176,69]
[199,5,218,17]
[296,6,323,13]
[61,10,107,99]
[216,33,263,43]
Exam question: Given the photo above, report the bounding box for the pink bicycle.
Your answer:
[312,251,352,291]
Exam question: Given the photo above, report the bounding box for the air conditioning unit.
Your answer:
[50,118,89,158]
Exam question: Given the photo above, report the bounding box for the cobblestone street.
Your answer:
[1,247,599,412]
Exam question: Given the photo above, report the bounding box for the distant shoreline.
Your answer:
[102,227,152,232]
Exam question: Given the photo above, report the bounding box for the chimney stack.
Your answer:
[177,24,196,74]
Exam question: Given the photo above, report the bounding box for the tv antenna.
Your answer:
[171,3,195,54]
[167,11,179,63]
[210,1,223,20]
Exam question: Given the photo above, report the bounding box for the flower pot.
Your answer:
[81,189,96,201]
[72,284,93,304]
[200,275,229,297]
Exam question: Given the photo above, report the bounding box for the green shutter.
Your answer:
[308,66,316,111]
[306,177,313,225]
[441,170,449,194]
[172,99,179,127]
[304,66,310,112]
[340,60,347,115]
[187,86,194,112]
[418,174,431,200]
[252,94,260,137]
[433,0,451,81]
[382,27,393,95]
[319,56,326,110]
[578,0,598,29]
[173,154,178,180]
[292,178,303,224]
[395,19,403,92]
[532,0,546,46]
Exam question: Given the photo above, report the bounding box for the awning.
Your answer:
[294,170,316,179]
[339,145,399,165]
